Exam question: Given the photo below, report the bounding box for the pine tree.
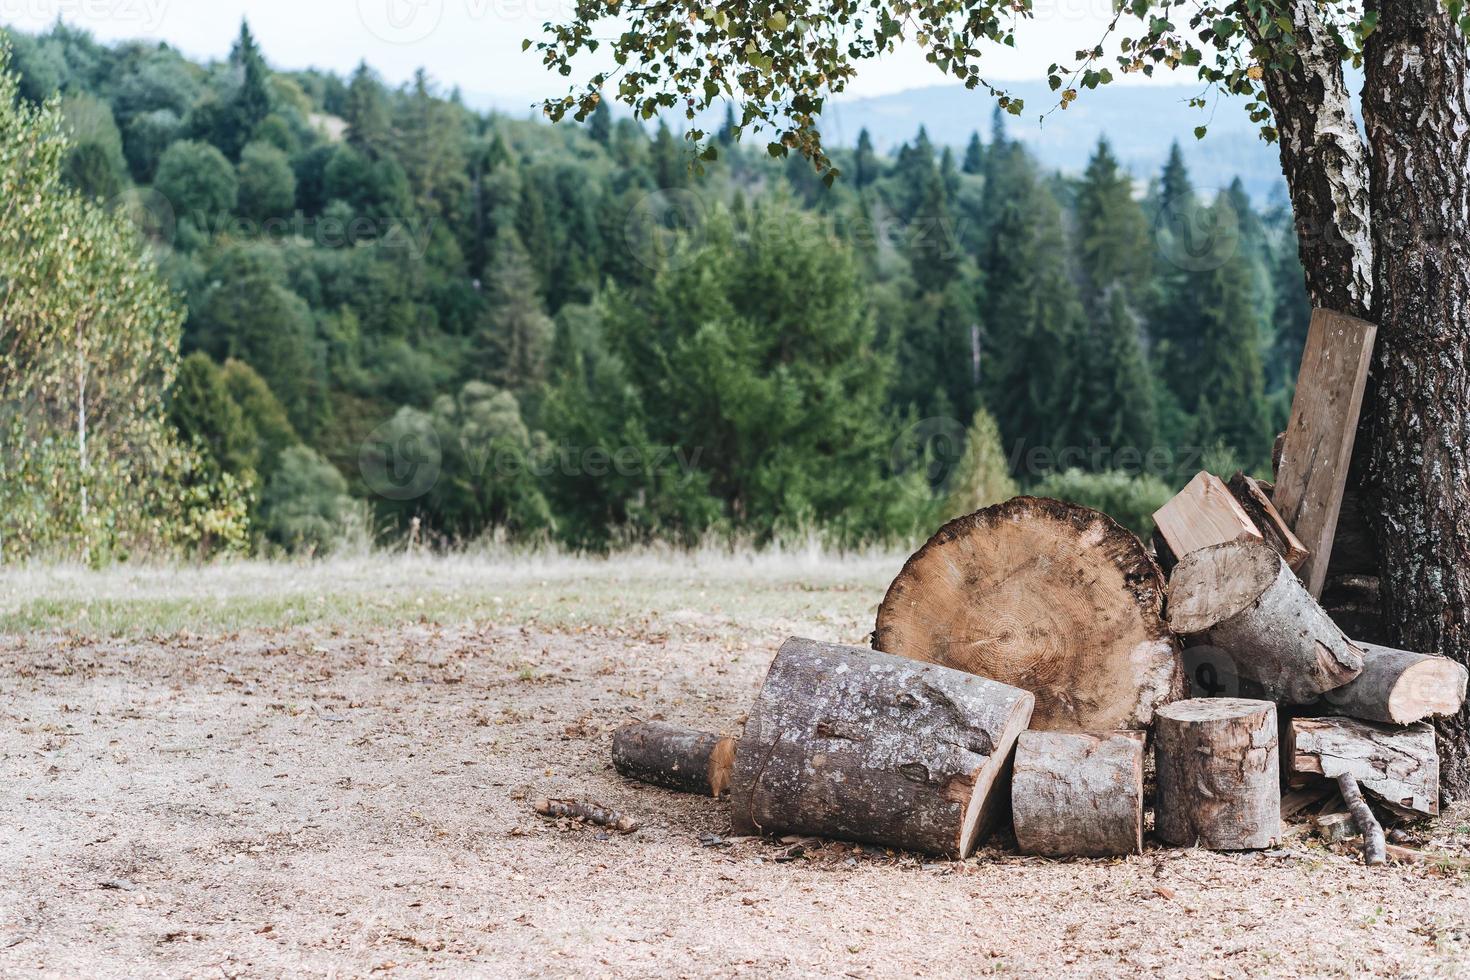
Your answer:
[221,20,271,160]
[1080,291,1157,460]
[1158,141,1193,215]
[344,61,391,158]
[652,121,683,188]
[716,103,736,146]
[476,230,555,390]
[962,131,984,175]
[589,97,613,145]
[943,408,1018,518]
[1075,138,1151,305]
[1270,227,1312,388]
[853,128,878,188]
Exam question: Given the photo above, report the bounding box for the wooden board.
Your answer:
[1153,471,1263,562]
[1228,472,1311,571]
[1273,309,1378,596]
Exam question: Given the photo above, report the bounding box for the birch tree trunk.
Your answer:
[1361,0,1470,798]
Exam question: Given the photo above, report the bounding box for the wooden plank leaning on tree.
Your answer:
[611,721,738,797]
[874,497,1182,732]
[1272,308,1378,597]
[1152,471,1263,566]
[729,637,1034,859]
[1167,539,1364,703]
[1227,472,1310,571]
[1287,716,1439,817]
[1010,731,1144,858]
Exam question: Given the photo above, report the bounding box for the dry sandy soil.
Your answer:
[1,552,1468,978]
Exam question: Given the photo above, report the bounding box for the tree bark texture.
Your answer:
[1317,643,1469,726]
[1288,716,1439,817]
[611,722,738,797]
[1010,731,1144,857]
[729,637,1034,858]
[1362,0,1470,800]
[1154,698,1281,850]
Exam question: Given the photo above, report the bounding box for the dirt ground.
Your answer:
[2,554,1468,977]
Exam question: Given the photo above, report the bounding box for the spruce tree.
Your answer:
[853,128,878,188]
[344,62,391,158]
[962,131,984,175]
[589,98,613,145]
[476,230,555,390]
[1075,138,1151,304]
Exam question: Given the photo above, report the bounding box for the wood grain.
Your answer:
[1273,309,1378,596]
[1153,471,1262,562]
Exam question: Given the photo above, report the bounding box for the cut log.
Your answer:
[874,497,1182,731]
[1336,771,1387,866]
[1287,716,1439,817]
[1153,471,1263,564]
[1272,308,1378,596]
[1010,731,1144,857]
[729,637,1034,858]
[1312,809,1358,843]
[611,722,738,797]
[1154,698,1280,850]
[1227,472,1310,571]
[1317,643,1468,726]
[1167,539,1364,703]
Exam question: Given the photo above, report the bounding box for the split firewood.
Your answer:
[534,798,640,833]
[611,722,739,797]
[1227,472,1310,572]
[1335,771,1387,866]
[1010,731,1144,857]
[729,637,1034,859]
[1287,716,1439,817]
[1312,810,1358,844]
[1167,539,1364,703]
[1152,471,1263,563]
[1154,698,1280,850]
[1281,784,1338,821]
[1272,308,1378,597]
[874,497,1182,732]
[1316,642,1468,726]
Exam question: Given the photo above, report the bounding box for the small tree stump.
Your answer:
[729,637,1034,858]
[1287,716,1439,817]
[1011,731,1144,857]
[875,497,1181,731]
[1154,698,1280,850]
[1317,643,1468,726]
[611,722,738,797]
[1167,539,1364,703]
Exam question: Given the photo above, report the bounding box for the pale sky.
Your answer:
[1,0,1157,108]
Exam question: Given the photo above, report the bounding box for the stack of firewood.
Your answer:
[599,310,1468,864]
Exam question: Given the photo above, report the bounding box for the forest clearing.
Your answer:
[2,552,1468,977]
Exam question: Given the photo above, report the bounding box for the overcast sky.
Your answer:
[2,0,1156,107]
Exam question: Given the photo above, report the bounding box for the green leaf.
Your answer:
[1193,125,1208,139]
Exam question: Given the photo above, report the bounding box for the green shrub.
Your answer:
[1029,468,1173,539]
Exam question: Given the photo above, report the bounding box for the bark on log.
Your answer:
[1154,698,1281,850]
[1317,643,1469,726]
[1336,771,1387,866]
[1167,539,1364,703]
[729,637,1034,858]
[611,722,738,797]
[1362,0,1470,799]
[1010,731,1144,858]
[1228,472,1310,572]
[1152,471,1263,563]
[874,497,1182,732]
[1287,716,1439,817]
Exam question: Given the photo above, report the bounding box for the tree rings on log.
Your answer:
[729,637,1034,858]
[874,497,1182,731]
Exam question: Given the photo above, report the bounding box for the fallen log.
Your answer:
[729,637,1034,858]
[534,798,640,833]
[1011,731,1144,857]
[1287,716,1439,817]
[1336,771,1387,866]
[1154,698,1280,850]
[1317,643,1468,726]
[874,497,1182,731]
[1152,471,1263,563]
[611,721,738,797]
[1167,539,1364,703]
[1227,472,1310,571]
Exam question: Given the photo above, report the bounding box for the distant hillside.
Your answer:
[820,81,1288,202]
